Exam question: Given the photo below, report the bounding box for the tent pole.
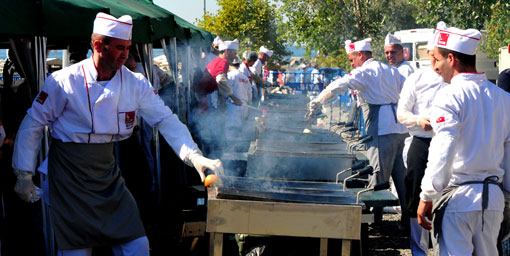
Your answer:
[35,35,55,256]
[144,43,162,204]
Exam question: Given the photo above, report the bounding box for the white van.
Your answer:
[394,29,498,82]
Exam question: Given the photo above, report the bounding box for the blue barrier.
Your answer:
[285,82,323,92]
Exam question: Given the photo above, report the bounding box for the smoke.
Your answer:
[183,59,353,186]
[197,92,355,186]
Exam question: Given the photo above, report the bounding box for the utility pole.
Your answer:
[204,0,206,15]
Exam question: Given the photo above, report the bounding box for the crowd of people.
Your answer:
[2,9,510,256]
[307,22,510,255]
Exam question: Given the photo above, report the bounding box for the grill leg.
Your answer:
[320,238,328,256]
[342,239,351,256]
[209,232,223,256]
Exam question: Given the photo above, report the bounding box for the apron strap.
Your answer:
[458,175,501,231]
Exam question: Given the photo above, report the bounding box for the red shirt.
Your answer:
[194,57,229,96]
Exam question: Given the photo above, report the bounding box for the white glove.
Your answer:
[305,100,322,121]
[13,170,36,203]
[0,125,5,148]
[188,151,225,182]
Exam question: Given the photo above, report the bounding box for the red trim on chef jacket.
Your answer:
[96,16,132,26]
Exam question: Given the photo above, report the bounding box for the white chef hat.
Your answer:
[384,33,401,46]
[345,38,372,54]
[213,36,223,45]
[219,39,239,51]
[259,46,274,57]
[433,21,480,55]
[93,12,132,40]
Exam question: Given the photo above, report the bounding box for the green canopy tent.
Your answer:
[0,0,214,44]
[173,14,215,48]
[41,0,179,44]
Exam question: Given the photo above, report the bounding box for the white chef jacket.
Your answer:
[202,52,217,70]
[226,69,251,127]
[311,68,321,84]
[239,62,252,81]
[13,57,199,173]
[239,62,257,94]
[228,69,252,105]
[397,61,414,78]
[397,68,446,138]
[420,73,510,212]
[320,58,407,135]
[250,59,263,77]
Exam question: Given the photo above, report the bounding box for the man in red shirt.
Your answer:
[195,39,242,112]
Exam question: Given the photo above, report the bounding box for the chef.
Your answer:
[385,32,414,78]
[250,46,273,100]
[202,36,223,110]
[397,37,447,255]
[225,56,252,140]
[385,32,415,221]
[195,39,243,112]
[240,50,258,101]
[202,36,223,70]
[12,12,224,255]
[307,38,409,226]
[417,21,510,255]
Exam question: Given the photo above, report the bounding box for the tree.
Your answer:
[197,0,290,67]
[410,0,510,58]
[410,0,495,31]
[279,0,419,70]
[484,1,510,58]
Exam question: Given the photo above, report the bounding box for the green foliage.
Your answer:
[279,0,419,70]
[410,0,510,58]
[410,0,495,30]
[485,2,510,58]
[198,0,510,67]
[197,0,290,65]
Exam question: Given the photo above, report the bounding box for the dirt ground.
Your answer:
[369,213,434,256]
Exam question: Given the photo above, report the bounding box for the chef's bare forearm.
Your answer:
[251,73,264,86]
[397,109,421,128]
[216,73,233,97]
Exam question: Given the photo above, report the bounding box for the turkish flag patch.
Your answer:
[125,111,135,129]
[349,43,355,51]
[437,32,449,46]
[436,116,445,123]
[36,91,48,105]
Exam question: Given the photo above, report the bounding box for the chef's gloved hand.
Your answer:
[0,124,5,148]
[189,151,225,182]
[305,100,322,121]
[14,171,36,203]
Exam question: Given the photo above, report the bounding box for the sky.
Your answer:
[153,0,220,25]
